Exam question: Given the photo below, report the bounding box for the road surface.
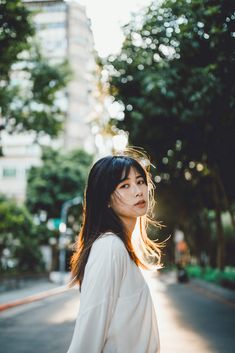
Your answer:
[0,272,235,353]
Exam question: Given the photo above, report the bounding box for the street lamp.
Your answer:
[59,196,82,283]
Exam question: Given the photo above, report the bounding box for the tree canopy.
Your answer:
[26,147,93,220]
[0,0,34,78]
[105,0,235,268]
[0,0,71,141]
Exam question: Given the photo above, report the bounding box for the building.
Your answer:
[0,133,41,201]
[0,0,96,202]
[24,0,96,151]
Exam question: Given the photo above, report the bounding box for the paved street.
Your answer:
[0,288,79,353]
[0,272,235,353]
[149,272,235,353]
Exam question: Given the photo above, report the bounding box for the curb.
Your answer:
[0,285,70,312]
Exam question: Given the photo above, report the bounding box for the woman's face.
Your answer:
[110,166,149,220]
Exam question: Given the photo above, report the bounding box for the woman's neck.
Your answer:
[121,216,137,239]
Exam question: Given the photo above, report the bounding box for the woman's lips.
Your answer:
[134,200,146,208]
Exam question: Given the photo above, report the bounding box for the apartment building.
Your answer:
[24,0,96,150]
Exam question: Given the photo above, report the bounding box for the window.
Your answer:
[2,168,17,178]
[43,4,66,12]
[36,22,65,30]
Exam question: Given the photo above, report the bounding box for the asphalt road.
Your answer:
[150,271,235,353]
[0,273,235,353]
[0,288,79,353]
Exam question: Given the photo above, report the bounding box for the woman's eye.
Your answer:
[121,184,129,189]
[138,179,145,185]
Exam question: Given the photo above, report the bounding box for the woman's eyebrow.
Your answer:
[119,174,143,183]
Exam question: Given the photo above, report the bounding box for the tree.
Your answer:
[4,46,71,137]
[0,0,34,78]
[105,0,235,269]
[0,195,44,273]
[0,0,71,141]
[26,147,93,222]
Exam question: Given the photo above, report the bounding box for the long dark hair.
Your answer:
[70,151,164,287]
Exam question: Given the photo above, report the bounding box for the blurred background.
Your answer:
[0,1,235,352]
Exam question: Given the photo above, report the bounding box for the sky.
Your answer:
[80,0,152,57]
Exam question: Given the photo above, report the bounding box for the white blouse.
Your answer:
[67,233,160,353]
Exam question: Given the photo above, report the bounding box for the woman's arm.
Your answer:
[67,236,127,353]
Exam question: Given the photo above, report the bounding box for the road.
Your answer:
[0,288,79,353]
[0,272,235,353]
[150,271,235,353]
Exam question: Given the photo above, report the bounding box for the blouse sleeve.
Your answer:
[67,236,127,353]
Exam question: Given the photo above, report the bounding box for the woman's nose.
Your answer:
[134,184,143,196]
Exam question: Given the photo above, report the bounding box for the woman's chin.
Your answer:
[135,206,148,217]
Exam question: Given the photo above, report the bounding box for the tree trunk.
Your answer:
[202,210,212,267]
[215,169,235,231]
[212,180,225,270]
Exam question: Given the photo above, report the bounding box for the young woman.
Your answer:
[67,152,163,353]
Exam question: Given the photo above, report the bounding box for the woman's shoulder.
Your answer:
[90,234,129,274]
[92,232,127,255]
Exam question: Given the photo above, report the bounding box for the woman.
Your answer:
[67,151,163,353]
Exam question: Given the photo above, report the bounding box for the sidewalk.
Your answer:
[0,274,71,312]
